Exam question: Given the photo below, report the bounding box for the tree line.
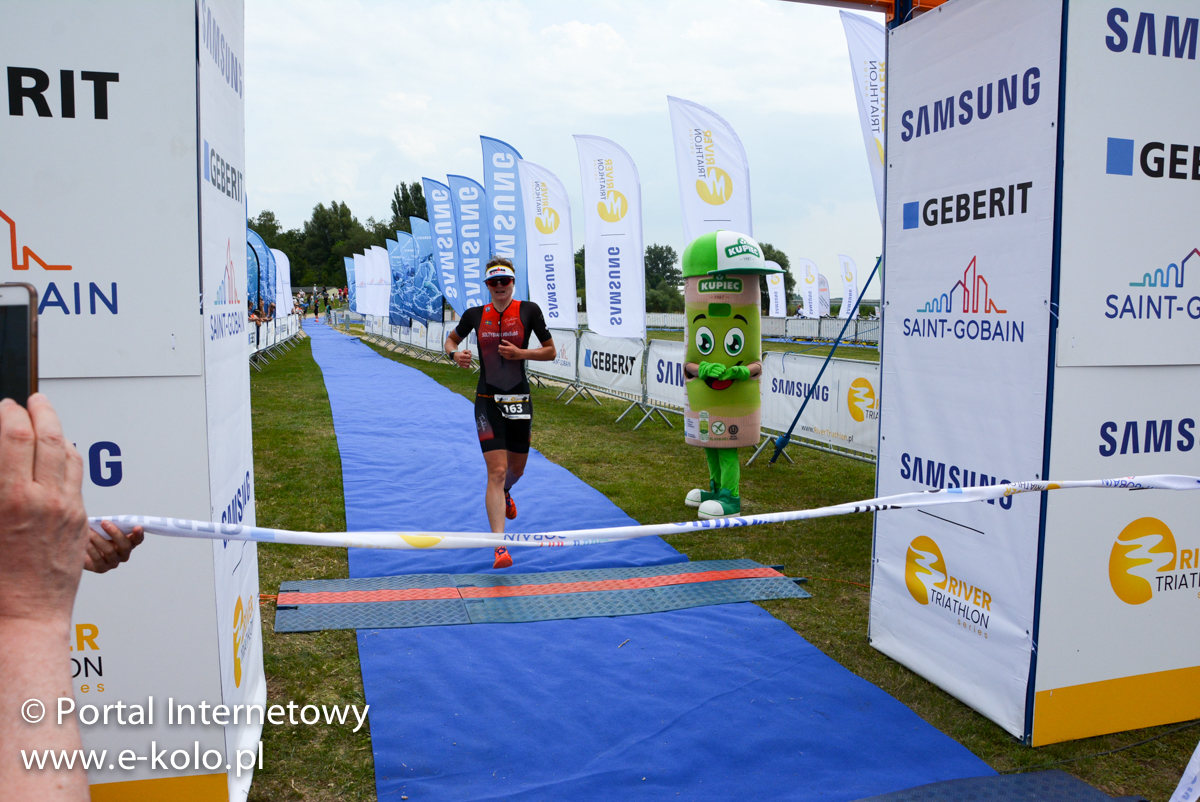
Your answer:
[250,184,799,313]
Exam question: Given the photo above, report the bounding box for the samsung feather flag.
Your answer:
[797,258,820,319]
[448,174,487,309]
[386,238,407,326]
[481,137,529,301]
[246,241,259,312]
[837,254,859,318]
[345,256,357,313]
[409,217,442,322]
[840,10,887,222]
[667,96,753,244]
[422,178,462,315]
[517,159,578,330]
[766,263,787,318]
[574,135,646,339]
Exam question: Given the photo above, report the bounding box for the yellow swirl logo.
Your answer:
[696,167,733,206]
[598,190,628,222]
[905,536,947,605]
[232,595,255,687]
[847,377,876,423]
[804,264,816,285]
[535,206,560,234]
[1109,518,1177,605]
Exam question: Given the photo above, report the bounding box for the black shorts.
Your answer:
[475,394,532,454]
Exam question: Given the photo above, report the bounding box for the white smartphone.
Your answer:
[0,283,38,406]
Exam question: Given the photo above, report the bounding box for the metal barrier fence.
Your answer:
[249,313,304,369]
[351,316,881,463]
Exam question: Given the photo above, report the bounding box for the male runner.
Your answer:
[444,258,556,568]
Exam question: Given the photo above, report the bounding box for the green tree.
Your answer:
[389,182,428,233]
[644,244,681,289]
[758,242,795,314]
[248,211,306,287]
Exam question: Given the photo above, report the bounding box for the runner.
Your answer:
[444,258,556,568]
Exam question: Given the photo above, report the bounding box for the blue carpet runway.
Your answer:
[305,321,993,801]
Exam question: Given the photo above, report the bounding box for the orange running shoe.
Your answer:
[504,491,517,520]
[493,546,513,569]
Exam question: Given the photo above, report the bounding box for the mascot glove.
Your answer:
[721,365,751,382]
[698,362,727,380]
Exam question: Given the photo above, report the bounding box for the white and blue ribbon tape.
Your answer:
[89,474,1200,551]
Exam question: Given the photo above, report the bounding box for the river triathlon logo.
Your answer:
[531,180,561,234]
[804,263,817,285]
[691,128,733,206]
[904,535,993,635]
[1107,517,1196,605]
[847,377,877,423]
[595,158,628,222]
[232,594,255,687]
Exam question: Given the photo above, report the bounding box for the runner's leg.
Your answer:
[484,449,508,533]
[504,450,527,492]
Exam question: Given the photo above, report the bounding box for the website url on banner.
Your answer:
[22,741,262,776]
[800,424,854,443]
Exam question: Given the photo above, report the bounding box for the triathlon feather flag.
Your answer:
[517,158,578,330]
[797,258,820,319]
[574,134,646,339]
[840,11,887,221]
[766,264,787,318]
[448,174,487,309]
[667,96,753,243]
[837,254,859,319]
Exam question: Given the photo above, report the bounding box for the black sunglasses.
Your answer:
[486,277,513,287]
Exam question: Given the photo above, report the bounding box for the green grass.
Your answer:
[248,329,1196,802]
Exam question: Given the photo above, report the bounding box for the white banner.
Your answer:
[272,248,291,315]
[370,245,389,318]
[578,330,644,397]
[646,338,686,408]
[819,273,831,317]
[412,318,428,351]
[840,10,887,221]
[574,134,646,339]
[517,159,578,330]
[837,254,859,318]
[873,0,1062,738]
[667,95,753,243]
[760,352,879,456]
[528,328,578,383]
[1032,0,1200,746]
[797,259,820,319]
[427,321,444,353]
[766,262,787,318]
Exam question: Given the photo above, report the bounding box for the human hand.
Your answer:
[84,521,145,574]
[721,365,751,382]
[698,362,726,380]
[453,349,473,368]
[0,395,89,624]
[497,341,524,360]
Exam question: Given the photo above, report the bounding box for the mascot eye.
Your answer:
[696,326,715,355]
[724,327,745,356]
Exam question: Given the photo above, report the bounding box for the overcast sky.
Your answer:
[244,0,884,297]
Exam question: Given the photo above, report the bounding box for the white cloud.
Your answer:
[245,0,884,297]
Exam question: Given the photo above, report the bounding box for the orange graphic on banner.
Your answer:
[1,208,71,271]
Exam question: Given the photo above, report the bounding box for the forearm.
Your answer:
[0,617,88,800]
[522,344,556,362]
[444,335,461,355]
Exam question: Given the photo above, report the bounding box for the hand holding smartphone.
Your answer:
[0,283,38,407]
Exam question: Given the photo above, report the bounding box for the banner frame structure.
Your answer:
[874,0,1200,746]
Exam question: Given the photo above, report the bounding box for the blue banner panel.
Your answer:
[345,256,357,313]
[385,239,407,327]
[247,229,272,316]
[409,217,442,322]
[423,178,463,316]
[447,175,487,309]
[246,240,259,312]
[481,136,529,300]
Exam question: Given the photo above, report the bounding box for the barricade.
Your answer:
[750,351,880,464]
[249,313,304,370]
[641,338,686,430]
[574,330,646,419]
[527,328,580,396]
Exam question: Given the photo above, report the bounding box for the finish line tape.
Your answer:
[90,474,1200,551]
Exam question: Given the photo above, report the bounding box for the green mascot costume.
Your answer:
[681,231,783,519]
